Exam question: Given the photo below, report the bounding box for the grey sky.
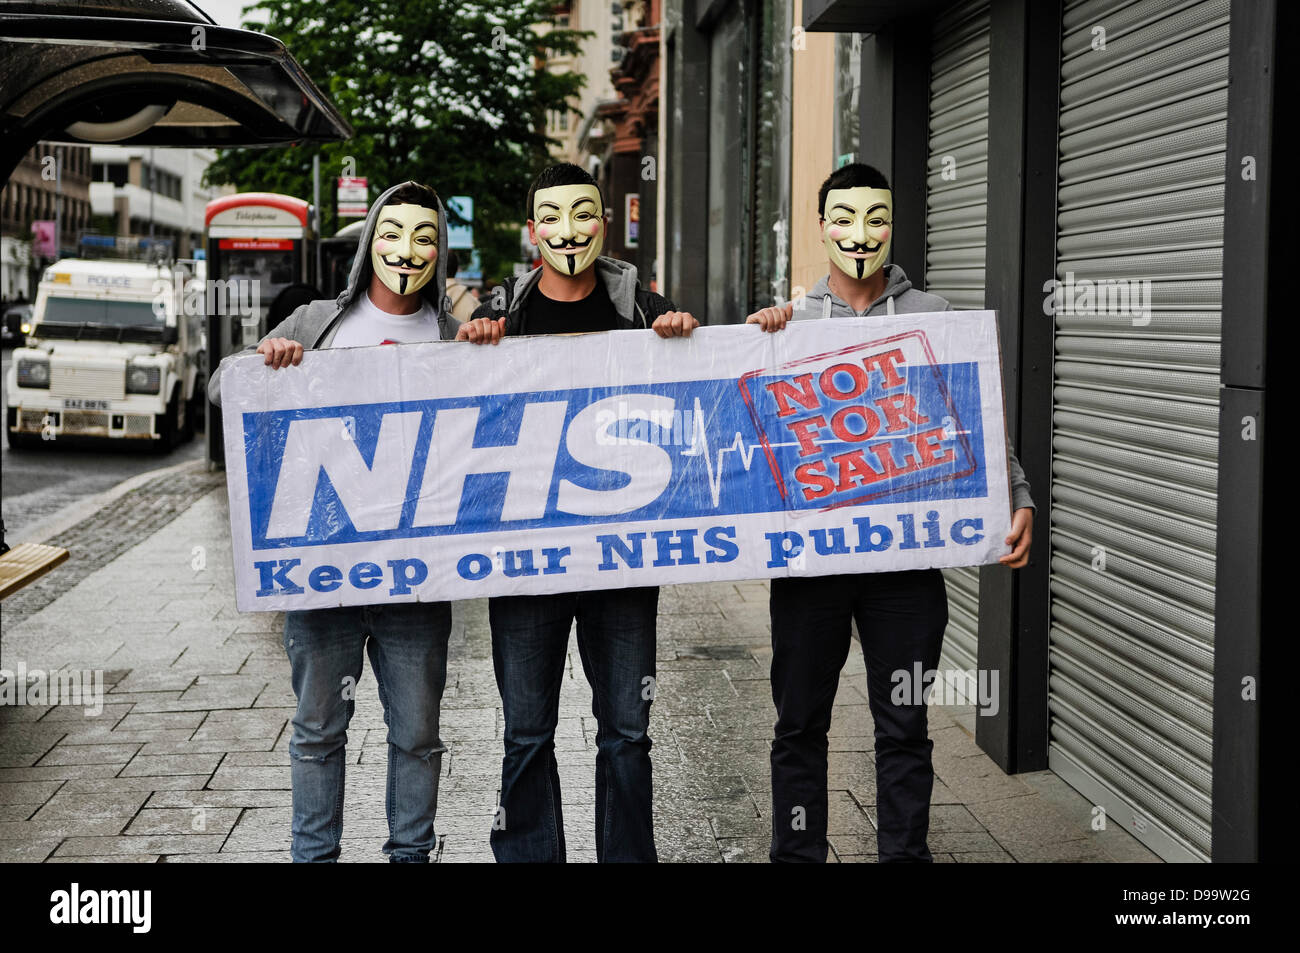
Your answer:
[190,0,264,29]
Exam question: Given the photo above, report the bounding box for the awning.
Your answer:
[0,0,351,180]
[802,0,953,32]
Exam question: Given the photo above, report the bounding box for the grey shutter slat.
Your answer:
[1052,359,1218,398]
[1053,385,1220,429]
[1049,0,1226,863]
[925,0,990,681]
[1053,509,1216,585]
[1053,485,1216,552]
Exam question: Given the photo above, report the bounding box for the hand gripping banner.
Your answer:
[221,313,1013,611]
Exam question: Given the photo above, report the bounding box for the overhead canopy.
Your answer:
[801,0,953,32]
[0,0,351,180]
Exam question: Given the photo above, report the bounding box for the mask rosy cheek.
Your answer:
[826,226,844,241]
[583,221,601,236]
[537,225,554,239]
[877,227,892,242]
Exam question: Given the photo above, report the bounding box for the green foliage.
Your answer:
[204,0,587,281]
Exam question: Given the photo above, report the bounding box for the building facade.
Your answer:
[87,146,227,258]
[0,141,92,299]
[660,0,1277,862]
[660,0,792,324]
[542,0,626,170]
[599,0,664,282]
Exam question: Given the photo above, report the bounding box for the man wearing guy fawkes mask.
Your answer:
[458,162,699,863]
[745,163,1036,864]
[207,181,457,864]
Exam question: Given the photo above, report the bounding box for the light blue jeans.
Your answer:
[282,601,452,863]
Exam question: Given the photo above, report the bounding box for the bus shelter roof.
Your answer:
[1,0,351,180]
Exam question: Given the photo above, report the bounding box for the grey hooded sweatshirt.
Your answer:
[208,181,456,406]
[799,264,1035,512]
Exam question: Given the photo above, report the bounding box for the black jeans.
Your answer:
[768,569,948,862]
[488,586,659,863]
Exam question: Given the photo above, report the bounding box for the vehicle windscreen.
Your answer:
[41,296,163,327]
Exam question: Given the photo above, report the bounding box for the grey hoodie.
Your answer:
[797,263,950,319]
[799,264,1034,512]
[208,181,456,406]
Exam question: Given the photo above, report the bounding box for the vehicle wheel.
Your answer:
[6,430,44,450]
[156,389,180,452]
[179,388,195,444]
[189,390,206,435]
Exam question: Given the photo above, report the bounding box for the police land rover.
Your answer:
[5,255,206,450]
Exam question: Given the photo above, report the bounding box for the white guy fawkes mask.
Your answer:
[370,203,439,296]
[822,187,893,281]
[532,184,605,276]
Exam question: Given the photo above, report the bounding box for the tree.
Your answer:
[204,0,587,281]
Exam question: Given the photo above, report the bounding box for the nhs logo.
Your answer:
[244,389,684,549]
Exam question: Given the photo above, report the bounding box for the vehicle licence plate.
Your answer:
[63,399,110,411]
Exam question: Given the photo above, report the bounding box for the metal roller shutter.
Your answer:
[1049,0,1227,862]
[925,0,990,680]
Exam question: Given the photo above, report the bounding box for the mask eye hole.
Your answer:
[867,217,889,228]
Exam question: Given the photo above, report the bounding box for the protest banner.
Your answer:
[220,312,1013,611]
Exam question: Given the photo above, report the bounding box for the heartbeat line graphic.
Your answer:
[678,398,970,507]
[680,397,797,507]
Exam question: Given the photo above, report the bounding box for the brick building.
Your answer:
[1,142,92,299]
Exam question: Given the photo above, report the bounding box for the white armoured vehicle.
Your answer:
[5,257,206,450]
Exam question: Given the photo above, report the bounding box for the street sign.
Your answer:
[626,194,639,248]
[337,176,368,218]
[31,220,56,258]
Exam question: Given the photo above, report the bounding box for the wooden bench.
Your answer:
[0,543,70,600]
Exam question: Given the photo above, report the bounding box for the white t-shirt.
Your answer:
[328,290,441,348]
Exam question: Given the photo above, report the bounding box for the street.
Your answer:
[1,347,205,543]
[0,467,1153,862]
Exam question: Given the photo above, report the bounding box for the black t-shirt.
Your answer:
[523,280,620,335]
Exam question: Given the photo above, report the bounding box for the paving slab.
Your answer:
[0,476,1153,864]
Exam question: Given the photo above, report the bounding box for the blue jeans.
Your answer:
[488,587,658,863]
[282,601,452,863]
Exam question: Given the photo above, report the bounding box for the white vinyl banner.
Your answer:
[220,312,1013,611]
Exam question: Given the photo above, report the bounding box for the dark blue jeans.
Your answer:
[768,570,948,863]
[283,601,452,863]
[488,587,658,863]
